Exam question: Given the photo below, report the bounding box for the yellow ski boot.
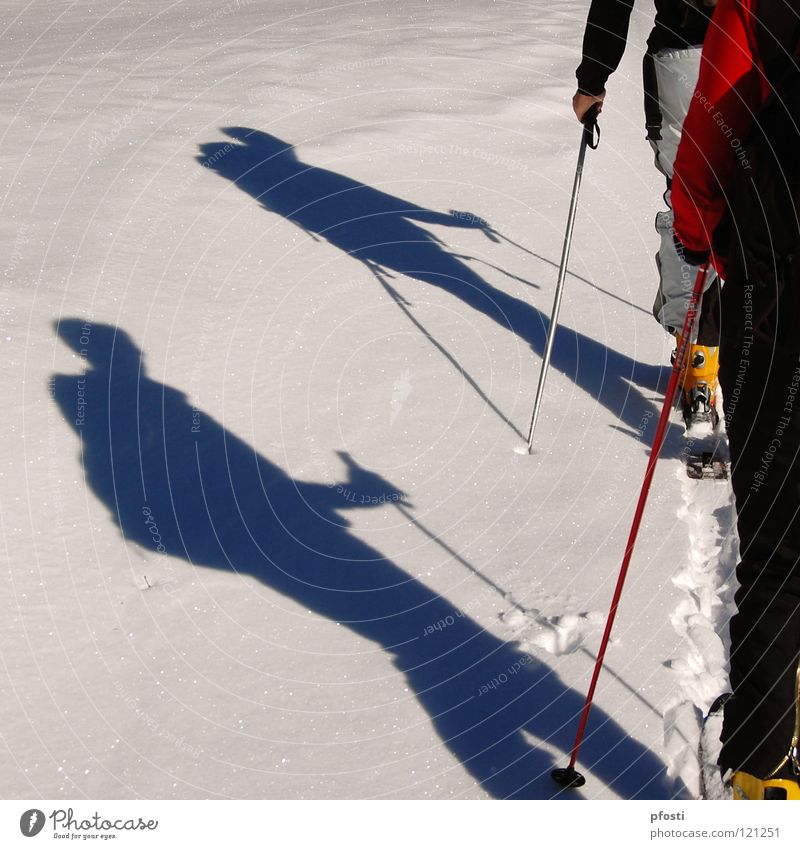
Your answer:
[673,334,720,429]
[731,772,800,800]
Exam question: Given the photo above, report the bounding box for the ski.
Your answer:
[681,401,729,481]
[686,449,728,481]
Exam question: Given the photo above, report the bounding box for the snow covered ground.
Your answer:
[1,0,737,800]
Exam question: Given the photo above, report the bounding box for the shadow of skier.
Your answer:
[197,127,679,449]
[51,319,684,799]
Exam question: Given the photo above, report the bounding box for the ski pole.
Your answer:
[551,262,711,790]
[523,104,600,454]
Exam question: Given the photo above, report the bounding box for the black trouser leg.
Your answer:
[718,280,800,778]
[696,277,722,346]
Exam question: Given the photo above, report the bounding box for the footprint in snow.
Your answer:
[501,607,605,656]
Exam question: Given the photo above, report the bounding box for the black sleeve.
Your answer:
[575,0,636,96]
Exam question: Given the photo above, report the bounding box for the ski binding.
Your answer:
[686,451,728,481]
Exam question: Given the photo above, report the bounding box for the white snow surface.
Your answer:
[1,0,737,799]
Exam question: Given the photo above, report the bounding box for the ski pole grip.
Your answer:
[582,103,600,149]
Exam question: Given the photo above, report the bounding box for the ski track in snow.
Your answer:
[499,452,739,798]
[662,462,738,797]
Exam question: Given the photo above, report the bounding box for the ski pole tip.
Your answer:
[551,766,586,789]
[513,442,532,456]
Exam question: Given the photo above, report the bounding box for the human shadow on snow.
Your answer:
[197,127,681,452]
[52,320,684,799]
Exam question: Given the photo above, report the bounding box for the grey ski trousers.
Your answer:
[644,46,718,337]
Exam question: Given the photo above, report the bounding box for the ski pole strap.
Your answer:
[583,103,600,149]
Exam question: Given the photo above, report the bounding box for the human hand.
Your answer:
[448,210,500,241]
[672,233,710,267]
[573,90,605,122]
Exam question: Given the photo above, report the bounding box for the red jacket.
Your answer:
[672,0,773,269]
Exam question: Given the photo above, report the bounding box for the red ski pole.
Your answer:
[552,262,711,790]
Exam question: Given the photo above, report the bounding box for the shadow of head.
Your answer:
[54,318,143,374]
[197,127,299,181]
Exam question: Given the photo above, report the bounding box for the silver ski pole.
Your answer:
[524,105,600,453]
